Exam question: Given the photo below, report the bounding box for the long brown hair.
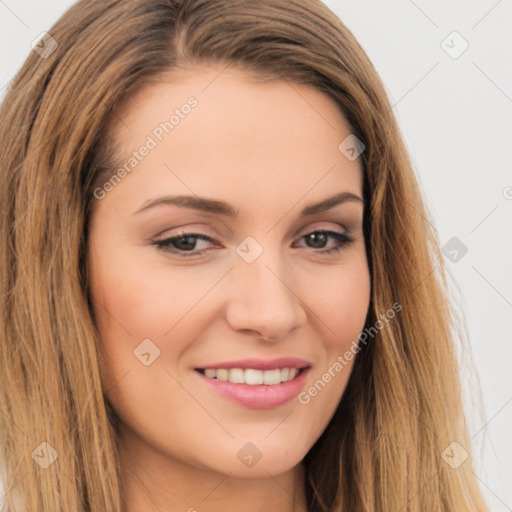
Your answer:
[0,0,488,510]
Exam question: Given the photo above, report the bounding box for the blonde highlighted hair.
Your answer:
[0,0,488,510]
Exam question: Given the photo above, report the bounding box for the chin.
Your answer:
[195,432,313,478]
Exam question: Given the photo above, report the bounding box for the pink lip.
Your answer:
[196,357,311,371]
[195,367,311,409]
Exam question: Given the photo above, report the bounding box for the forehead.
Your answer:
[103,65,364,212]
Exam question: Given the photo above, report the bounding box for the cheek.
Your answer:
[88,243,226,396]
[89,245,207,340]
[88,252,200,433]
[331,267,371,343]
[296,255,370,415]
[307,254,371,348]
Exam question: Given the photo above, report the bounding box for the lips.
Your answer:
[194,357,312,408]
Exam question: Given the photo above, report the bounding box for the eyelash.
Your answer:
[152,230,354,258]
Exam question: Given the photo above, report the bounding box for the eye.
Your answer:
[151,229,354,258]
[293,230,354,254]
[152,232,217,257]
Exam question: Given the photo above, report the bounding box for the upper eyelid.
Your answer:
[295,222,350,236]
[155,219,352,239]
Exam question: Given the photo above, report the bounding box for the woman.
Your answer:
[0,0,489,510]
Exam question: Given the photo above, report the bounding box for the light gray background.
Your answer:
[1,0,511,509]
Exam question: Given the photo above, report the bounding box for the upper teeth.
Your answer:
[203,368,299,385]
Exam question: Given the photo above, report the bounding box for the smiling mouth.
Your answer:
[195,367,307,386]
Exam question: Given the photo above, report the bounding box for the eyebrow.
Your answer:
[134,191,364,218]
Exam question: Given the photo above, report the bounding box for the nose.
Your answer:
[225,251,307,342]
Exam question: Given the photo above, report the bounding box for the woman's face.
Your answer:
[88,65,371,479]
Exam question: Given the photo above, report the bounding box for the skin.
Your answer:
[87,64,371,512]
